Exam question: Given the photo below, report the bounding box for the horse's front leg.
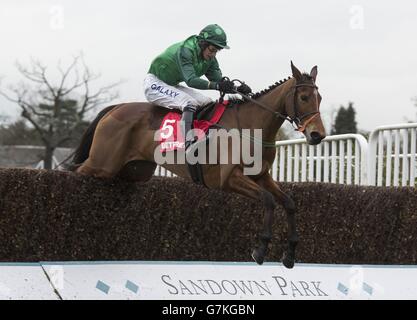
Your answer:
[225,167,276,265]
[258,173,298,269]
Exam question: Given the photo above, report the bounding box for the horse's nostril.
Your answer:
[310,131,323,142]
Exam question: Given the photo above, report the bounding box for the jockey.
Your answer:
[144,24,252,150]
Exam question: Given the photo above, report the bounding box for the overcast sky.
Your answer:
[1,0,417,133]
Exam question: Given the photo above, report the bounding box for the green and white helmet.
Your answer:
[198,24,229,49]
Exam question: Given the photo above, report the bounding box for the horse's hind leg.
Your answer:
[75,112,135,179]
[225,167,276,265]
[258,173,298,269]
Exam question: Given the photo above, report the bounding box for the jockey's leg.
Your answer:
[174,85,213,150]
[176,85,213,107]
[143,74,195,109]
[144,74,212,150]
[181,104,196,150]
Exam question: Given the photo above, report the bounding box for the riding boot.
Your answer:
[181,105,196,150]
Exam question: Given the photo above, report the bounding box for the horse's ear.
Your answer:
[291,61,302,81]
[310,65,318,82]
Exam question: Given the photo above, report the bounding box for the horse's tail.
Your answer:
[66,104,119,171]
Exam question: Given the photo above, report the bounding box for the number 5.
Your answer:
[161,119,176,139]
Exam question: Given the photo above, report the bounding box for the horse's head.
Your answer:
[285,61,326,145]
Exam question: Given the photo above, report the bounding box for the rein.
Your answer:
[231,79,320,132]
[213,78,321,148]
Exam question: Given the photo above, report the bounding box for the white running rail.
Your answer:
[154,165,176,177]
[36,156,61,170]
[272,134,368,185]
[368,123,417,187]
[154,123,417,187]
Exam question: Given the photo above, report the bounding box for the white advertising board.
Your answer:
[40,261,417,300]
[0,263,59,300]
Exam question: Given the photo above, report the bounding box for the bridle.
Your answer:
[230,79,320,132]
[287,83,321,132]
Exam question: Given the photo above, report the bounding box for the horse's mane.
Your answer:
[230,73,313,105]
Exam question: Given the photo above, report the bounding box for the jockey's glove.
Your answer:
[216,79,236,93]
[236,83,252,95]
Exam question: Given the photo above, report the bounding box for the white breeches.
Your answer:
[143,73,213,111]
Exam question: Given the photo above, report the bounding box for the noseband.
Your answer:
[288,83,320,132]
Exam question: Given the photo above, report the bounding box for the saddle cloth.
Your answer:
[158,101,228,152]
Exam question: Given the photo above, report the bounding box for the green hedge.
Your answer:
[0,168,416,264]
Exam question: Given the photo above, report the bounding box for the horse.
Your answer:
[68,61,326,268]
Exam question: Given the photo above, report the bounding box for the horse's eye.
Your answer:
[300,95,308,102]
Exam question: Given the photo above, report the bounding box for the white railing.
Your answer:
[368,123,417,187]
[35,156,61,169]
[155,123,417,187]
[272,134,368,185]
[154,165,176,177]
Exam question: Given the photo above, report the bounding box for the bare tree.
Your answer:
[0,55,120,169]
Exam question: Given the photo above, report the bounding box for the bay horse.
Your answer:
[69,61,326,268]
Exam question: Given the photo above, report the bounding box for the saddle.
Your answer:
[158,100,228,153]
[157,100,229,186]
[196,101,217,121]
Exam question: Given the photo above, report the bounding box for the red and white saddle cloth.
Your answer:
[158,101,228,152]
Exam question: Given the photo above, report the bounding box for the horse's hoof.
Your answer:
[282,252,295,269]
[251,249,265,265]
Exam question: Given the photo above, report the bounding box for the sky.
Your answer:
[1,0,417,134]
